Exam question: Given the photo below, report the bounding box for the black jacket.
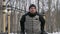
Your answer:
[20,12,45,34]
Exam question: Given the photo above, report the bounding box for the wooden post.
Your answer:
[2,0,6,32]
[3,11,6,32]
[8,11,11,34]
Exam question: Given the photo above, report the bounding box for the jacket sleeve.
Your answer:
[39,15,45,32]
[20,15,25,33]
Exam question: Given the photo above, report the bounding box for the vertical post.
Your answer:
[38,0,39,12]
[3,11,6,32]
[2,0,6,32]
[8,9,11,34]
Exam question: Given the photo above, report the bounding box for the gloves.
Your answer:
[40,31,48,34]
[20,31,25,34]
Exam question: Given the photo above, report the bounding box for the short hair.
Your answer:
[29,4,36,9]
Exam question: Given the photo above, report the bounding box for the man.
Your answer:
[20,4,47,34]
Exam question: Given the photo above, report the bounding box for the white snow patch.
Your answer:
[10,32,60,34]
[48,32,60,34]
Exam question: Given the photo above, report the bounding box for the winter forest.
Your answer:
[0,0,60,34]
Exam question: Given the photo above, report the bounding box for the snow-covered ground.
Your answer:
[10,32,60,34]
[47,32,60,34]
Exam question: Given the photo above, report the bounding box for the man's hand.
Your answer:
[20,31,25,34]
[40,31,48,34]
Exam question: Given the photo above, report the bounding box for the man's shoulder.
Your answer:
[22,12,28,17]
[37,13,42,16]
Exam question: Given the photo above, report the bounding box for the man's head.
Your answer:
[29,4,37,14]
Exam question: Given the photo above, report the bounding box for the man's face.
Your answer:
[29,7,37,14]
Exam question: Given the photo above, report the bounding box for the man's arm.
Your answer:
[20,15,25,34]
[39,15,45,32]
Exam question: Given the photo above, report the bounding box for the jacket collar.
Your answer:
[28,12,37,17]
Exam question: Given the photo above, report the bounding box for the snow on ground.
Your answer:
[47,32,60,34]
[10,32,60,34]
